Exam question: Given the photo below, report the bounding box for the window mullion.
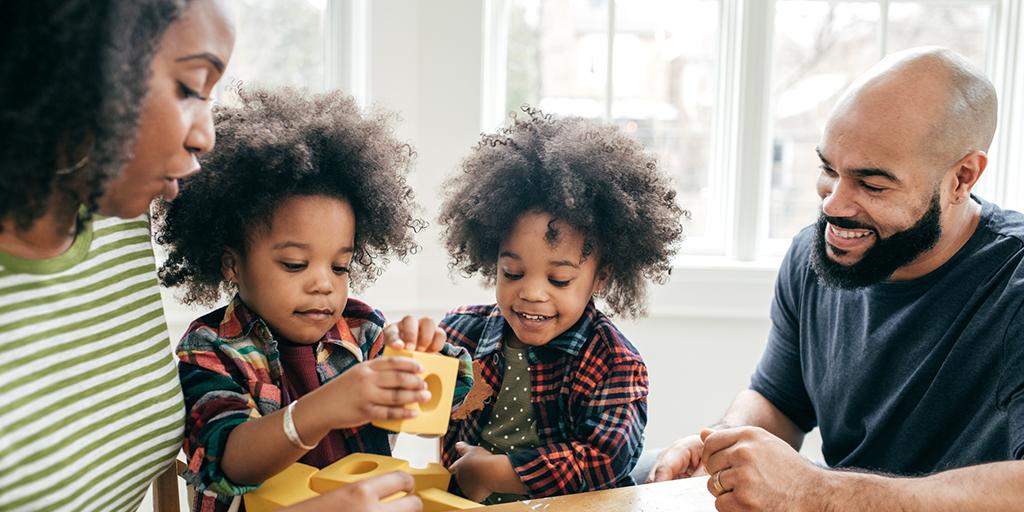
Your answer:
[985,0,1023,208]
[879,0,890,56]
[729,0,775,261]
[605,0,616,122]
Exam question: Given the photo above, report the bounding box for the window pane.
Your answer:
[887,2,991,69]
[506,0,609,118]
[768,1,881,240]
[218,0,326,99]
[612,0,720,240]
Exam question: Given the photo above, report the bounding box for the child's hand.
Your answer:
[449,442,498,502]
[309,356,430,430]
[647,432,707,483]
[383,316,446,353]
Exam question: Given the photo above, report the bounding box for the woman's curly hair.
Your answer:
[154,87,422,306]
[0,0,184,230]
[438,107,685,318]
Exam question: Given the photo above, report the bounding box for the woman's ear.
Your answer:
[221,248,240,285]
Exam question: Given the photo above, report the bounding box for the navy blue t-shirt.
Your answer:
[752,197,1024,475]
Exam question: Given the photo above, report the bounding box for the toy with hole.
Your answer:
[244,453,478,512]
[372,346,460,435]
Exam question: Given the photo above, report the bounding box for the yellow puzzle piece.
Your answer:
[244,463,319,512]
[310,453,408,493]
[418,487,481,512]
[372,347,460,435]
[244,453,474,512]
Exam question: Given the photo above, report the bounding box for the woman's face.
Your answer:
[97,0,235,218]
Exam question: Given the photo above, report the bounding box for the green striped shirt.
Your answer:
[0,214,185,511]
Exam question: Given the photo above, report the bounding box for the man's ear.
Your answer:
[221,248,240,284]
[949,150,987,204]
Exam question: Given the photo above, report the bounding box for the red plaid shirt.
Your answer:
[440,301,648,498]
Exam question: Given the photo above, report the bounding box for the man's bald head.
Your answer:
[828,46,997,168]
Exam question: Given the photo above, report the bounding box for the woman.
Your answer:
[0,2,419,511]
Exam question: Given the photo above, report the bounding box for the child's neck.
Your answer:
[504,332,529,349]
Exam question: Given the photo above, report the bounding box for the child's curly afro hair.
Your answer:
[438,107,685,318]
[155,87,422,306]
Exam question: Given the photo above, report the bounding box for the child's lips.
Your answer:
[295,308,334,321]
[514,310,554,323]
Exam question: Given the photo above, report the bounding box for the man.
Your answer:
[650,47,1024,511]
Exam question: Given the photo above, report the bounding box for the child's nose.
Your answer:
[518,279,548,302]
[308,269,334,294]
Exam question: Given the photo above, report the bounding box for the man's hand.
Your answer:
[701,426,825,512]
[384,316,446,353]
[280,471,422,511]
[648,433,708,482]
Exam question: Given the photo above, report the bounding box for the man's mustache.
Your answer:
[823,214,875,232]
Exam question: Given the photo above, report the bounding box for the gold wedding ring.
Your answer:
[711,470,725,494]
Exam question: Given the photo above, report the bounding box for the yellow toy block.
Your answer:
[244,454,466,511]
[406,462,451,492]
[417,487,480,511]
[310,453,408,494]
[371,347,459,435]
[244,462,320,512]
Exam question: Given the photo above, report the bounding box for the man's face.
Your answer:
[811,104,949,288]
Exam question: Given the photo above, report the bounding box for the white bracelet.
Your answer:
[283,401,317,450]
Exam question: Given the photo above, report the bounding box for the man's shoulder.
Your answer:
[978,198,1024,246]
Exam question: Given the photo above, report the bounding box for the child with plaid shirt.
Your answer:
[155,88,472,511]
[436,107,685,503]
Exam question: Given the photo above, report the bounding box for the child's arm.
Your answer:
[179,328,428,496]
[219,355,429,484]
[448,442,529,501]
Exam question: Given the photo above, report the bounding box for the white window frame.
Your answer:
[481,0,1024,264]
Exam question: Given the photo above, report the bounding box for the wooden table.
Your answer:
[464,477,716,511]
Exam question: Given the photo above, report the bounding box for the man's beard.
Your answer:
[810,193,942,289]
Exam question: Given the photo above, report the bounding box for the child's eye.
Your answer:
[502,270,523,281]
[333,265,350,275]
[280,261,306,272]
[177,81,209,101]
[549,278,571,288]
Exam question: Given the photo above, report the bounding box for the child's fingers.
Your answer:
[396,315,419,350]
[414,317,438,351]
[367,403,419,420]
[375,370,428,393]
[368,356,423,374]
[425,326,446,353]
[381,323,403,349]
[372,387,430,407]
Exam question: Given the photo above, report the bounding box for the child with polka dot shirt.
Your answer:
[436,108,685,503]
